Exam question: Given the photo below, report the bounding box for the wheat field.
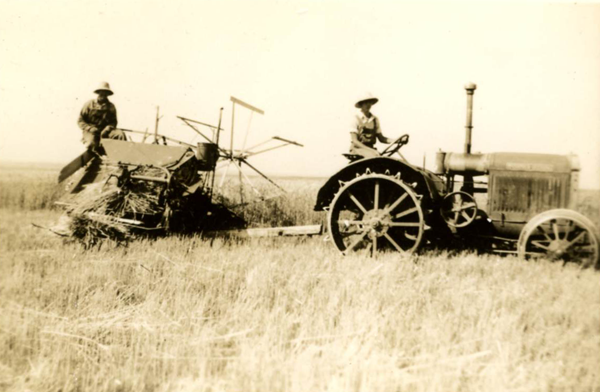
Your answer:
[0,163,599,392]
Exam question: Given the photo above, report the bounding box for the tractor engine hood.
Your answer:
[435,152,579,175]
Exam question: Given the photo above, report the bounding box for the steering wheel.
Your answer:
[381,134,409,157]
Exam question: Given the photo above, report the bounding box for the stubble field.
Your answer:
[0,163,599,392]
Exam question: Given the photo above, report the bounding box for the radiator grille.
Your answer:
[490,174,568,217]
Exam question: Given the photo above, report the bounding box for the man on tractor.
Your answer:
[349,93,395,159]
[78,81,126,152]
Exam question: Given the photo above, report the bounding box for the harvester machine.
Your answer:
[56,96,302,244]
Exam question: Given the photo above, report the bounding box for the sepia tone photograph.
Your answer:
[1,0,599,390]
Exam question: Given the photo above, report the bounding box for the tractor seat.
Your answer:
[342,154,363,163]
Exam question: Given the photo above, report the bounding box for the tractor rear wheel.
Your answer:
[327,173,424,256]
[517,209,600,269]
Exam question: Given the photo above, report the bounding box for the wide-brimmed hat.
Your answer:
[94,81,114,96]
[355,93,378,108]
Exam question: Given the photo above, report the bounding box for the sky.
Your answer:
[1,0,599,188]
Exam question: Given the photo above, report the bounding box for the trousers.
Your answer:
[82,128,127,150]
[349,144,380,159]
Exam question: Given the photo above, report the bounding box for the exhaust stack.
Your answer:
[433,82,480,175]
[464,82,477,154]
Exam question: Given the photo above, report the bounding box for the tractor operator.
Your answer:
[349,93,394,159]
[78,81,126,151]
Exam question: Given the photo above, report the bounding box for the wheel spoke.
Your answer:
[461,211,471,221]
[566,231,587,248]
[531,240,550,250]
[374,181,380,210]
[458,202,477,211]
[383,232,404,252]
[536,225,554,243]
[343,231,369,255]
[385,193,408,214]
[348,192,368,214]
[395,206,419,220]
[389,222,422,227]
[552,221,560,241]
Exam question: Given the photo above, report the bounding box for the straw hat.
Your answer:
[355,93,378,108]
[94,81,114,96]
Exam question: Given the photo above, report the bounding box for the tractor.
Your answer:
[314,83,599,268]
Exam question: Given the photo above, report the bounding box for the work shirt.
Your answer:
[352,112,382,148]
[78,99,118,134]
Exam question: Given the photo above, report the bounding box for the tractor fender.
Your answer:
[314,157,444,211]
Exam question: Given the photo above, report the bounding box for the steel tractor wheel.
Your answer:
[327,173,425,256]
[518,209,600,269]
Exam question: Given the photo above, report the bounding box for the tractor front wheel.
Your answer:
[517,209,600,269]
